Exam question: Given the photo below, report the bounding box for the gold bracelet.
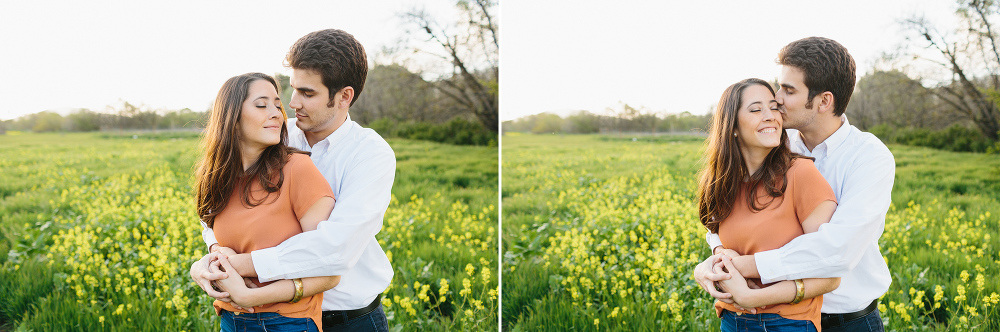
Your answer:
[290,278,304,303]
[790,279,805,304]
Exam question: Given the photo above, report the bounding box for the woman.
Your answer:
[698,78,840,331]
[195,72,338,332]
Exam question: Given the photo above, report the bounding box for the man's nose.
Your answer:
[289,91,301,110]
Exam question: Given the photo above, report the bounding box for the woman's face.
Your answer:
[240,80,284,150]
[736,84,782,150]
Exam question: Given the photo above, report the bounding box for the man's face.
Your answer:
[775,65,816,130]
[288,68,340,133]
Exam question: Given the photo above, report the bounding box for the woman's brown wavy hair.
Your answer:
[195,72,306,228]
[697,78,810,233]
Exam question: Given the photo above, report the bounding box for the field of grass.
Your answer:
[502,133,1000,331]
[0,132,498,331]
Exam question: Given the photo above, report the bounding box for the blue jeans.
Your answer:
[323,305,389,332]
[721,310,817,332]
[822,307,884,332]
[220,310,319,332]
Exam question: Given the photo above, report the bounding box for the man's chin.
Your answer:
[294,119,310,131]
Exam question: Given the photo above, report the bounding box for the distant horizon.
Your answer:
[502,107,710,122]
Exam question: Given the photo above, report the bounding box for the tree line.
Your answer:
[502,103,712,136]
[0,103,206,134]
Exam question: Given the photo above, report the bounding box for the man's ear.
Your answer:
[817,91,835,115]
[338,86,355,109]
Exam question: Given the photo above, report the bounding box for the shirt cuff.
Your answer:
[755,249,785,284]
[706,232,723,251]
[251,247,282,283]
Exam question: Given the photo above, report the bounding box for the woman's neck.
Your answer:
[241,145,265,171]
[740,145,772,177]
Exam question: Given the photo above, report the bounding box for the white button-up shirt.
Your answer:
[203,116,395,311]
[707,116,894,314]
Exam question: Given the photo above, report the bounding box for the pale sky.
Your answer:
[500,0,960,121]
[0,0,459,120]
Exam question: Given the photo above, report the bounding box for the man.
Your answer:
[694,37,895,332]
[190,29,395,332]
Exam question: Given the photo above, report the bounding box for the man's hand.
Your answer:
[190,252,231,300]
[693,254,733,303]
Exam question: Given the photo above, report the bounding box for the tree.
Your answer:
[352,64,445,124]
[530,113,563,134]
[275,73,292,116]
[903,0,1000,139]
[565,111,601,134]
[66,109,101,131]
[402,0,498,132]
[32,111,64,132]
[847,70,940,130]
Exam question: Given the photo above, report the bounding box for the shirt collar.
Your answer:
[319,114,354,152]
[821,115,851,154]
[286,114,354,153]
[786,115,850,157]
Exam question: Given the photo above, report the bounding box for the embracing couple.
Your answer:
[187,29,394,332]
[693,37,895,332]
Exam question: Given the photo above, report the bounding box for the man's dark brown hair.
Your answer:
[777,37,856,117]
[285,29,368,107]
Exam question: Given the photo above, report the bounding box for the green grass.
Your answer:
[0,132,498,331]
[502,134,1000,331]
